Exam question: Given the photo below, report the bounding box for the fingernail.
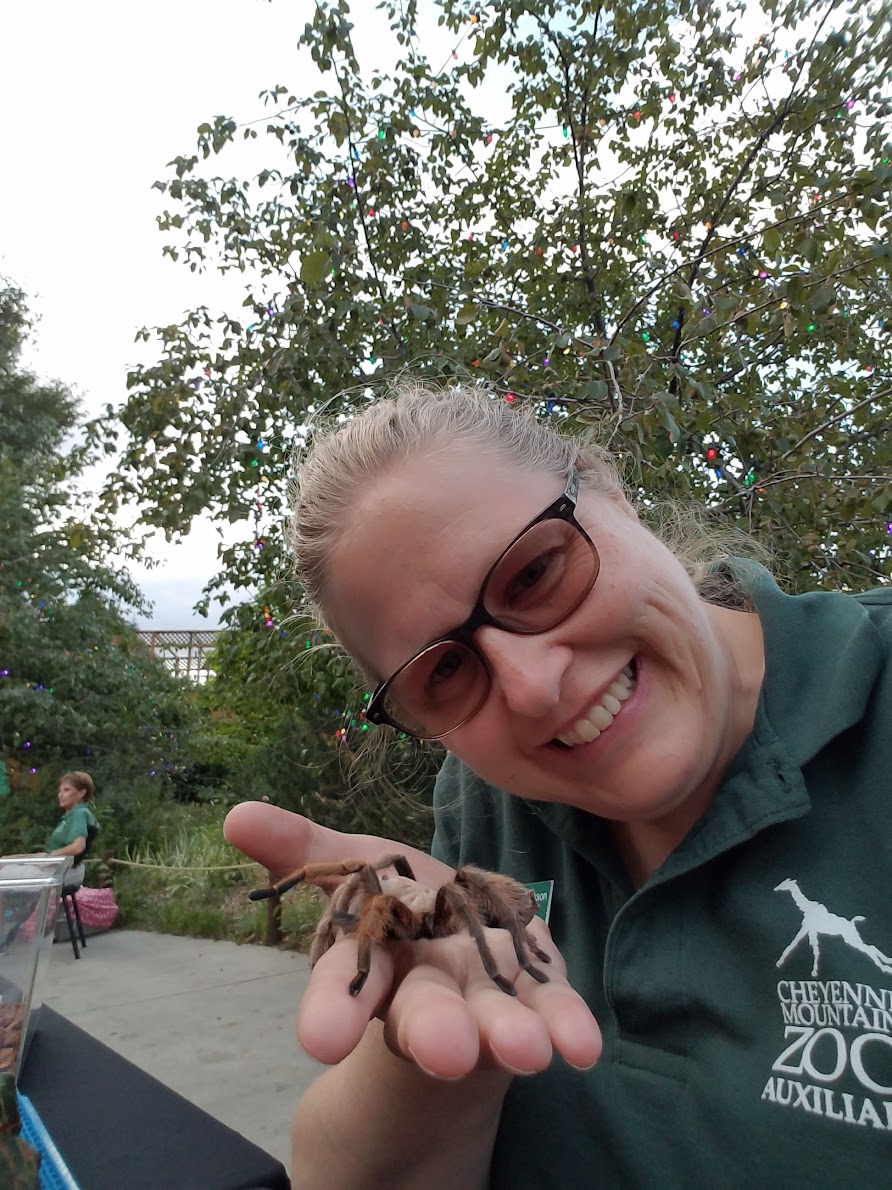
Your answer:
[488,1049,538,1077]
[405,1047,465,1081]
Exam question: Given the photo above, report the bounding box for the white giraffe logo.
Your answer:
[774,878,892,977]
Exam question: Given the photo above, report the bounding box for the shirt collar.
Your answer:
[737,561,885,768]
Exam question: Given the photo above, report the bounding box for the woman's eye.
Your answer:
[505,550,558,603]
[428,648,464,687]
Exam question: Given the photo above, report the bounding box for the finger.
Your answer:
[510,918,602,1070]
[454,924,565,1075]
[409,920,599,1075]
[516,977,602,1071]
[384,963,482,1080]
[223,802,453,888]
[296,936,396,1065]
[465,978,554,1075]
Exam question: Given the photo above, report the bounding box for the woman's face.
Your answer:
[58,781,85,811]
[327,446,761,827]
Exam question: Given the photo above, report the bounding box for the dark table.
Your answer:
[19,1005,291,1189]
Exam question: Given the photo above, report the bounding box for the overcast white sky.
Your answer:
[0,0,387,628]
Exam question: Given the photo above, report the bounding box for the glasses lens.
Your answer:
[383,640,489,738]
[484,518,598,632]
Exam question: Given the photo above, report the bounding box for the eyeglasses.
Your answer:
[366,466,600,740]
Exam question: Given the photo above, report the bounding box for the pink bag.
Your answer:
[71,887,118,929]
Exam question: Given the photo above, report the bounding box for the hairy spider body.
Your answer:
[250,854,551,996]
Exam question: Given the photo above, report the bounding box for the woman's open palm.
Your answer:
[224,802,602,1079]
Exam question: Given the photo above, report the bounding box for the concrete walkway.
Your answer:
[43,929,326,1174]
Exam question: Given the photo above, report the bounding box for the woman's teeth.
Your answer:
[556,665,636,747]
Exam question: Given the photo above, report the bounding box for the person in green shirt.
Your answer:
[45,771,97,889]
[224,383,890,1188]
[0,771,97,948]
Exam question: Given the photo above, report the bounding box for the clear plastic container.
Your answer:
[0,858,69,1079]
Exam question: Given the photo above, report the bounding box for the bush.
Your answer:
[108,804,324,949]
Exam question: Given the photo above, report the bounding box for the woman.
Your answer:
[46,771,97,889]
[225,384,891,1188]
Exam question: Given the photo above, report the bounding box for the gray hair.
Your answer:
[289,381,758,628]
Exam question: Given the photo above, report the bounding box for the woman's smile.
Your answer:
[552,661,637,747]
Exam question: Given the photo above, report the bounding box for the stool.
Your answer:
[60,886,86,959]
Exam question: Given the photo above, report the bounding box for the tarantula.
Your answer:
[250,854,551,997]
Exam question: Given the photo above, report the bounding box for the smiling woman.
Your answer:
[224,381,892,1189]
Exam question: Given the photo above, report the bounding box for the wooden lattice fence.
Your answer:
[136,630,221,682]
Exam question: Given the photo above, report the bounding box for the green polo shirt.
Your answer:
[46,804,97,855]
[432,566,892,1187]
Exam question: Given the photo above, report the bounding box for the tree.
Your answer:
[98,0,890,600]
[195,594,437,848]
[0,285,196,823]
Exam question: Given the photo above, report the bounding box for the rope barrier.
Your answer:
[96,857,259,873]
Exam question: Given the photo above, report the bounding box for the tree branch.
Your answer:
[780,389,889,461]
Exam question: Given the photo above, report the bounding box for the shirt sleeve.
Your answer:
[47,805,91,852]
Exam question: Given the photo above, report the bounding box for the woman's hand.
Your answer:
[224,802,602,1080]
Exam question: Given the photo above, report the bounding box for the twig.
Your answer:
[781,389,888,461]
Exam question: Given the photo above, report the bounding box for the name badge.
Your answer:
[525,880,554,925]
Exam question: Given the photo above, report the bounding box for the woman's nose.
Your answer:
[476,626,571,718]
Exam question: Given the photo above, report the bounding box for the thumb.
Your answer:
[223,801,454,889]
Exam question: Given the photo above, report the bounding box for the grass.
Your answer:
[107,806,324,950]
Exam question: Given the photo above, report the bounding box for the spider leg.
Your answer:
[350,929,374,997]
[371,853,417,880]
[432,885,518,996]
[503,921,551,984]
[525,934,552,965]
[248,868,307,901]
[310,901,340,966]
[455,868,551,984]
[249,859,374,901]
[348,895,419,997]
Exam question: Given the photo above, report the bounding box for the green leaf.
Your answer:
[797,236,818,264]
[763,226,781,254]
[659,405,682,445]
[455,303,480,326]
[300,251,330,285]
[582,379,609,402]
